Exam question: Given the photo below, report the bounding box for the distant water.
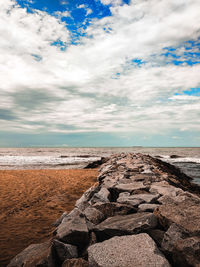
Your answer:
[0,147,199,183]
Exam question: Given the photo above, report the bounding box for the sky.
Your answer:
[0,0,200,147]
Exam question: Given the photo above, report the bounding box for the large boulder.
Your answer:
[8,241,54,267]
[161,223,200,266]
[90,187,110,204]
[154,195,200,234]
[114,181,148,193]
[83,206,105,224]
[150,181,183,197]
[117,192,160,207]
[93,212,157,240]
[88,233,170,267]
[53,240,78,263]
[56,209,89,247]
[93,202,136,217]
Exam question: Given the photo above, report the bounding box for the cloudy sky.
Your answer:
[0,0,200,147]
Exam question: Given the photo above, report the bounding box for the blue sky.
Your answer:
[0,0,200,147]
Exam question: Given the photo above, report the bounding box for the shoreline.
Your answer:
[7,153,200,267]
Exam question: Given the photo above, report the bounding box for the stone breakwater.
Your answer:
[8,153,200,267]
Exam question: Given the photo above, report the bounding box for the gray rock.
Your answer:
[117,192,159,207]
[172,236,200,267]
[8,241,54,267]
[53,240,78,262]
[138,203,159,212]
[88,234,171,267]
[56,209,89,247]
[83,206,105,224]
[93,212,157,240]
[75,186,98,211]
[90,187,110,204]
[115,181,147,193]
[154,196,200,235]
[161,223,200,266]
[93,202,136,217]
[161,223,186,253]
[150,181,183,197]
[52,212,68,227]
[147,229,165,247]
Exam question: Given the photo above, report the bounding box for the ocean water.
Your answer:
[0,147,199,183]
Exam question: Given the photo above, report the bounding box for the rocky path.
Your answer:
[8,153,200,267]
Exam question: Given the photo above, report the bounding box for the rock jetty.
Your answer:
[8,153,200,267]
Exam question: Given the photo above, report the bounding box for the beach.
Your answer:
[0,147,200,266]
[0,169,98,266]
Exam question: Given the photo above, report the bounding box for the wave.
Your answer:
[0,155,101,167]
[159,155,200,164]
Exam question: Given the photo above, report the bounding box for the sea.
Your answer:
[0,147,199,184]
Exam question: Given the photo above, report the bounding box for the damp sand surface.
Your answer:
[0,169,98,266]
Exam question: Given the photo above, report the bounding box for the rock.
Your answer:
[83,206,105,224]
[147,229,165,247]
[84,157,108,169]
[90,187,110,204]
[172,236,200,267]
[138,203,159,212]
[161,223,187,253]
[161,223,200,266]
[56,209,89,247]
[170,155,181,159]
[114,181,147,193]
[53,240,78,263]
[100,177,118,189]
[52,212,68,227]
[117,192,160,207]
[154,197,200,234]
[62,258,88,267]
[93,212,157,240]
[88,234,171,267]
[8,241,54,267]
[150,181,183,197]
[75,186,99,211]
[93,202,136,217]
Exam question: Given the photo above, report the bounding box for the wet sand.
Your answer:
[0,169,98,266]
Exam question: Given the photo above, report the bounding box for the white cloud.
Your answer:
[100,0,122,6]
[54,10,71,19]
[86,8,93,16]
[77,4,93,16]
[0,0,200,136]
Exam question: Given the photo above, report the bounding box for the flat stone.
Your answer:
[161,223,200,266]
[62,258,88,267]
[115,181,147,193]
[93,212,157,240]
[93,202,136,217]
[75,186,99,211]
[8,241,54,267]
[88,234,170,267]
[138,203,160,212]
[150,181,183,197]
[117,193,160,207]
[154,197,200,235]
[90,187,110,204]
[83,206,105,224]
[53,240,78,262]
[56,209,89,247]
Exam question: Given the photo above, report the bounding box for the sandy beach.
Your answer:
[0,169,98,266]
